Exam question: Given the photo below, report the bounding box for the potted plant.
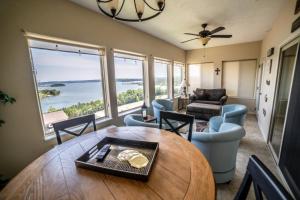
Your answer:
[0,91,16,127]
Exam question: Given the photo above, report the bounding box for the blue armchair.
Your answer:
[152,99,174,123]
[124,114,159,128]
[209,104,248,132]
[192,123,246,183]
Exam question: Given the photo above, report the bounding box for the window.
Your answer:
[188,63,214,93]
[29,39,107,136]
[154,59,170,99]
[222,60,257,98]
[114,51,145,113]
[173,62,184,97]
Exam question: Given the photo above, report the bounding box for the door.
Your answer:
[268,40,298,160]
[255,64,264,111]
[279,40,300,199]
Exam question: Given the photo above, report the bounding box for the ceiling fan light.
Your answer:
[200,37,211,46]
[156,0,164,10]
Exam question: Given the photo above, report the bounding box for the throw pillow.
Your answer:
[193,89,207,100]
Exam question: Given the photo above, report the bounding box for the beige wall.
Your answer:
[186,41,262,112]
[257,0,300,140]
[0,0,185,178]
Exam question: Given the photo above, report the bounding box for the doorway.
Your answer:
[268,39,298,160]
[255,63,264,112]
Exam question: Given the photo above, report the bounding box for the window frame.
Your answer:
[27,37,110,137]
[173,62,185,98]
[113,50,147,114]
[154,57,171,99]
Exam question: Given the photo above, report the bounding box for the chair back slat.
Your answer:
[159,111,194,141]
[234,155,293,200]
[53,114,96,144]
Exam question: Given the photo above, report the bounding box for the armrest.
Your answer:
[152,101,165,110]
[192,125,245,143]
[189,95,197,101]
[220,95,228,105]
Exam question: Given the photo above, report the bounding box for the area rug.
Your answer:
[195,121,208,132]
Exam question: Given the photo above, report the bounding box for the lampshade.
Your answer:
[108,0,119,16]
[135,0,145,19]
[180,79,187,87]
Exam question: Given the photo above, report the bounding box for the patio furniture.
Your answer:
[234,155,293,200]
[53,114,96,144]
[186,102,221,120]
[209,104,248,132]
[124,114,159,128]
[152,99,174,123]
[159,111,194,141]
[191,123,246,183]
[189,88,228,105]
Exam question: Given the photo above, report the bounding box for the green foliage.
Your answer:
[117,89,144,106]
[155,86,167,96]
[0,91,16,127]
[0,91,16,105]
[47,89,144,118]
[38,89,60,99]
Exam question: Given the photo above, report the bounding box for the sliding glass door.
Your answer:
[269,40,298,159]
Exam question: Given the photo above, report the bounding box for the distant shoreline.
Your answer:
[38,79,143,85]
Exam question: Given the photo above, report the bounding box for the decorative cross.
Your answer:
[215,68,220,75]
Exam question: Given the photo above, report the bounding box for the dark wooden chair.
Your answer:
[53,114,96,144]
[159,111,194,141]
[234,155,293,200]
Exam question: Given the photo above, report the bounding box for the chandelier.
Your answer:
[96,0,165,22]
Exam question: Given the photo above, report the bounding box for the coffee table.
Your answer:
[186,102,221,120]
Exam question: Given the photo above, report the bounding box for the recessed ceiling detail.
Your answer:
[70,0,285,50]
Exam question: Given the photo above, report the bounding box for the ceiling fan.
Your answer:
[181,23,232,46]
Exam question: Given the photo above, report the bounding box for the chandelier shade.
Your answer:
[96,0,165,22]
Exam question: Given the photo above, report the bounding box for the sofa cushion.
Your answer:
[193,89,208,100]
[206,89,226,101]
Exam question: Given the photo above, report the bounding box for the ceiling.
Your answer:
[70,0,285,50]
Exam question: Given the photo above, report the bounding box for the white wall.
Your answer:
[257,0,300,140]
[0,0,185,178]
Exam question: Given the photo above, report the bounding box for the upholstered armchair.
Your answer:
[192,123,246,183]
[124,114,159,128]
[152,99,174,123]
[209,104,248,132]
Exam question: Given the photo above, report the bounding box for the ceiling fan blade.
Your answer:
[184,33,199,36]
[209,27,225,34]
[181,38,200,43]
[210,34,232,38]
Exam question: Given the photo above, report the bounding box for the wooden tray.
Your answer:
[75,137,159,181]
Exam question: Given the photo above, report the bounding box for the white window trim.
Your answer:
[113,50,147,114]
[27,37,109,138]
[154,58,172,99]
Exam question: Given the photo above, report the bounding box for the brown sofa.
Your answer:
[189,88,228,105]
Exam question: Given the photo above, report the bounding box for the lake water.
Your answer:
[38,81,142,112]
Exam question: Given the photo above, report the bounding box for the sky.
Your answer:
[31,48,168,82]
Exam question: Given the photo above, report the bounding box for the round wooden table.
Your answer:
[0,127,215,200]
